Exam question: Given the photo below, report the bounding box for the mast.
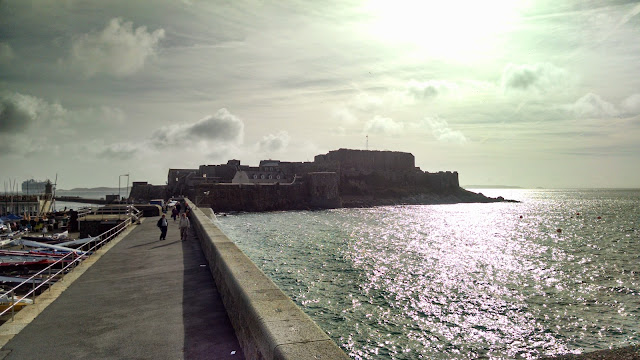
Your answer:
[52,174,58,212]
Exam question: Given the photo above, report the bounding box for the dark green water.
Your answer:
[217,189,640,359]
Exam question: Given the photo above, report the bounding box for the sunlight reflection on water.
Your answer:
[218,189,640,359]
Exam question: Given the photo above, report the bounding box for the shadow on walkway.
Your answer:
[182,226,245,359]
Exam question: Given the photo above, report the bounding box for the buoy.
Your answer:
[556,229,562,233]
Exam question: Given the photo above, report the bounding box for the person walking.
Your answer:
[171,207,178,221]
[157,214,168,240]
[179,212,190,242]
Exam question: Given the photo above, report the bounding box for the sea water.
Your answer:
[216,189,640,359]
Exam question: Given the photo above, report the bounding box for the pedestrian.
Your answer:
[171,207,178,221]
[179,212,190,242]
[157,214,168,240]
[175,202,181,213]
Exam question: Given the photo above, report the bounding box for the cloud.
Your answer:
[69,18,165,77]
[423,116,467,143]
[364,115,404,135]
[501,63,568,92]
[258,131,290,153]
[570,93,619,118]
[350,92,384,112]
[98,142,140,160]
[620,93,640,115]
[0,42,14,64]
[0,92,66,133]
[152,108,244,147]
[332,108,358,124]
[405,80,459,99]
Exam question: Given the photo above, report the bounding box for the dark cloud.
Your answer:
[98,143,139,160]
[405,80,458,99]
[152,108,244,147]
[501,63,568,92]
[0,95,35,133]
[0,42,14,64]
[187,109,244,141]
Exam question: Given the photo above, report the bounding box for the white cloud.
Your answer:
[364,115,404,135]
[570,93,619,118]
[501,63,568,92]
[332,108,358,124]
[70,18,165,77]
[0,42,14,64]
[151,108,244,147]
[620,93,640,115]
[350,92,384,112]
[257,131,290,153]
[423,116,467,143]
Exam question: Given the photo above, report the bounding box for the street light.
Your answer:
[118,174,129,204]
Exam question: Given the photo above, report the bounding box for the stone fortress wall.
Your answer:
[130,149,461,209]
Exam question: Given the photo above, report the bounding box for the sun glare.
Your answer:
[365,0,526,60]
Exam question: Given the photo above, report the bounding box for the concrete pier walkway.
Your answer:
[0,216,245,359]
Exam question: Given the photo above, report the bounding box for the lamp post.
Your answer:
[118,174,129,204]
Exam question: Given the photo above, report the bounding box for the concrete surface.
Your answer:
[187,199,350,360]
[0,215,244,360]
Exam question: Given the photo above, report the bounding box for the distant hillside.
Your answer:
[463,185,523,189]
[57,187,121,192]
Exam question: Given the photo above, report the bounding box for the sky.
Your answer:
[1,0,639,189]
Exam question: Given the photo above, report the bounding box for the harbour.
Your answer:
[0,183,637,359]
[1,151,639,359]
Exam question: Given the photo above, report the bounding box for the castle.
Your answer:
[130,149,461,211]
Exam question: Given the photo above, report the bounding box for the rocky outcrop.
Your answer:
[341,188,515,208]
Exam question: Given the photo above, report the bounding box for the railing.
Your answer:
[77,206,95,217]
[0,208,142,322]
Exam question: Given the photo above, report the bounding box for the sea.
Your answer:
[215,189,640,359]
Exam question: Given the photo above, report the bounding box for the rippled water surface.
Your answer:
[216,189,640,359]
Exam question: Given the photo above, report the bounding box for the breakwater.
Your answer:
[186,199,350,359]
[55,196,107,204]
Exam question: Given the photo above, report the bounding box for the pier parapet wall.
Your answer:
[194,172,341,212]
[187,199,350,360]
[129,182,166,203]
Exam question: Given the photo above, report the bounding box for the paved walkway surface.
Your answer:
[0,216,245,359]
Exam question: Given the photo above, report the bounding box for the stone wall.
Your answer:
[306,172,341,209]
[417,171,459,192]
[195,183,309,212]
[315,148,415,177]
[187,199,350,359]
[278,161,338,180]
[199,164,237,181]
[129,183,167,203]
